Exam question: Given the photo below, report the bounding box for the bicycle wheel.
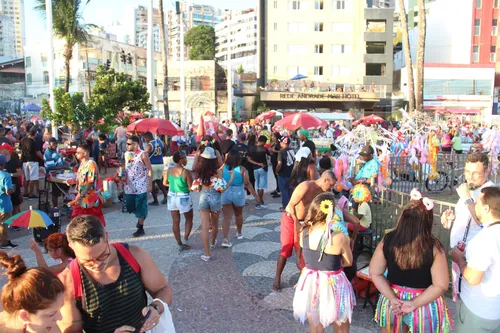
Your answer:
[425,171,449,192]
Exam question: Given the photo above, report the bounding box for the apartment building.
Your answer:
[0,0,25,57]
[215,8,258,73]
[134,5,161,46]
[261,0,394,113]
[0,15,15,58]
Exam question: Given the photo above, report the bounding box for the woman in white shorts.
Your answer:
[164,151,194,251]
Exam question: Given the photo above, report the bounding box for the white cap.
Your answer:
[295,147,311,162]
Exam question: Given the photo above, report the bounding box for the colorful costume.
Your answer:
[293,201,355,328]
[71,159,105,226]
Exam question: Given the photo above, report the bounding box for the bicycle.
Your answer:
[425,163,465,192]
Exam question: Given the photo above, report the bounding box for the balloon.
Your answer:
[383,177,392,187]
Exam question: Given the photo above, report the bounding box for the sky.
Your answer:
[24,0,255,44]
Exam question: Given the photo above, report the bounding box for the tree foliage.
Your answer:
[41,88,90,130]
[35,0,95,92]
[184,25,216,60]
[42,66,151,131]
[90,66,152,130]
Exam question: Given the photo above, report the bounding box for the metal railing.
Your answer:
[372,188,455,252]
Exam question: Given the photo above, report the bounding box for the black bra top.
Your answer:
[302,230,342,271]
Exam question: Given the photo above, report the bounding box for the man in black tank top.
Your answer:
[57,215,173,333]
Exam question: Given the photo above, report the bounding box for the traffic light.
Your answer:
[120,50,126,63]
[105,59,111,70]
[127,53,132,65]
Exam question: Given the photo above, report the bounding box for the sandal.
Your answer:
[210,239,218,249]
[201,255,210,262]
[182,239,191,248]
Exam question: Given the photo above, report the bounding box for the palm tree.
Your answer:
[397,0,416,113]
[35,0,94,92]
[158,0,170,119]
[415,0,427,112]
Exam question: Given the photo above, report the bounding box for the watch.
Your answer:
[464,198,474,206]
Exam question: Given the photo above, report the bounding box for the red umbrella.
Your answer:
[127,118,184,136]
[352,114,384,126]
[196,115,205,141]
[203,111,215,117]
[255,111,277,122]
[193,121,225,134]
[31,115,42,122]
[272,113,327,131]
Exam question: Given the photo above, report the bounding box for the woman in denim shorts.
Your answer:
[191,147,234,262]
[220,149,262,248]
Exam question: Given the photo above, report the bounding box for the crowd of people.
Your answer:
[0,113,499,333]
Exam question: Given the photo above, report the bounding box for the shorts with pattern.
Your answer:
[199,188,221,212]
[167,192,193,214]
[125,192,148,218]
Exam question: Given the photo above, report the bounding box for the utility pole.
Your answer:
[179,0,186,128]
[147,0,155,112]
[85,49,91,100]
[227,25,232,121]
[46,0,57,139]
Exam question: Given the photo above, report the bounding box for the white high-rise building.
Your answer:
[0,15,16,58]
[215,9,258,73]
[134,5,161,46]
[137,26,161,53]
[0,0,25,57]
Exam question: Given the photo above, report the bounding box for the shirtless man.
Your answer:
[273,170,360,291]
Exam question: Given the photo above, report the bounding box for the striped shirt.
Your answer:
[77,246,147,333]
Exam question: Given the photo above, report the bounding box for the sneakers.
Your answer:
[221,239,233,248]
[237,233,244,240]
[148,202,159,206]
[271,192,281,198]
[256,204,267,210]
[28,195,39,200]
[246,195,255,201]
[0,241,18,249]
[132,228,145,238]
[210,239,218,249]
[201,255,210,262]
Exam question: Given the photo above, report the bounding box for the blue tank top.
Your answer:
[149,139,164,164]
[302,230,342,271]
[222,165,243,186]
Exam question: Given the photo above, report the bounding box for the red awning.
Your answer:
[437,109,481,115]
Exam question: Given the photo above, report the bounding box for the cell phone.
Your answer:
[134,309,151,333]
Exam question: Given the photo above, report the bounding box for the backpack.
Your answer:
[69,243,140,299]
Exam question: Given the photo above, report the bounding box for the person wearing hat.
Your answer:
[0,154,16,249]
[349,144,379,187]
[0,143,22,221]
[290,147,318,189]
[298,129,316,158]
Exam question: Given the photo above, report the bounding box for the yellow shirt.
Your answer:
[358,202,372,229]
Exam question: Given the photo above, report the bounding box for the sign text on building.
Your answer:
[279,93,360,100]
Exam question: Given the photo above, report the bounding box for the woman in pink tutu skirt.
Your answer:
[293,192,356,333]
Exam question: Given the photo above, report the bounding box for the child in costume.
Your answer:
[349,184,372,232]
[370,189,453,333]
[293,192,356,333]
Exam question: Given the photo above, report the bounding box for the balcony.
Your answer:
[364,53,388,63]
[364,32,388,42]
[261,80,387,98]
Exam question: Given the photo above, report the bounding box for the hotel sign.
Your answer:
[260,91,379,102]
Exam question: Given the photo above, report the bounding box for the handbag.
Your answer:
[147,299,176,333]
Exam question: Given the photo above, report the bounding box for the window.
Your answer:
[366,20,386,32]
[288,23,307,32]
[366,63,386,76]
[289,1,301,10]
[335,0,346,9]
[332,22,352,33]
[476,0,481,8]
[274,22,277,30]
[493,19,498,36]
[274,44,278,52]
[473,45,479,62]
[288,66,307,77]
[273,66,277,74]
[314,66,323,75]
[366,41,386,54]
[288,44,307,54]
[332,44,352,55]
[495,0,499,8]
[26,73,32,85]
[274,0,277,8]
[43,71,48,84]
[491,52,496,62]
[332,66,351,76]
[25,56,31,68]
[475,19,480,36]
[315,0,324,9]
[314,44,324,53]
[490,45,496,62]
[314,22,324,32]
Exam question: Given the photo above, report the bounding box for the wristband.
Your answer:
[149,299,164,315]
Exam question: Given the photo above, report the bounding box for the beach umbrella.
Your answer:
[291,74,307,80]
[22,103,42,112]
[31,115,42,122]
[272,113,327,131]
[352,114,385,126]
[5,209,54,229]
[255,110,278,122]
[127,118,184,136]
